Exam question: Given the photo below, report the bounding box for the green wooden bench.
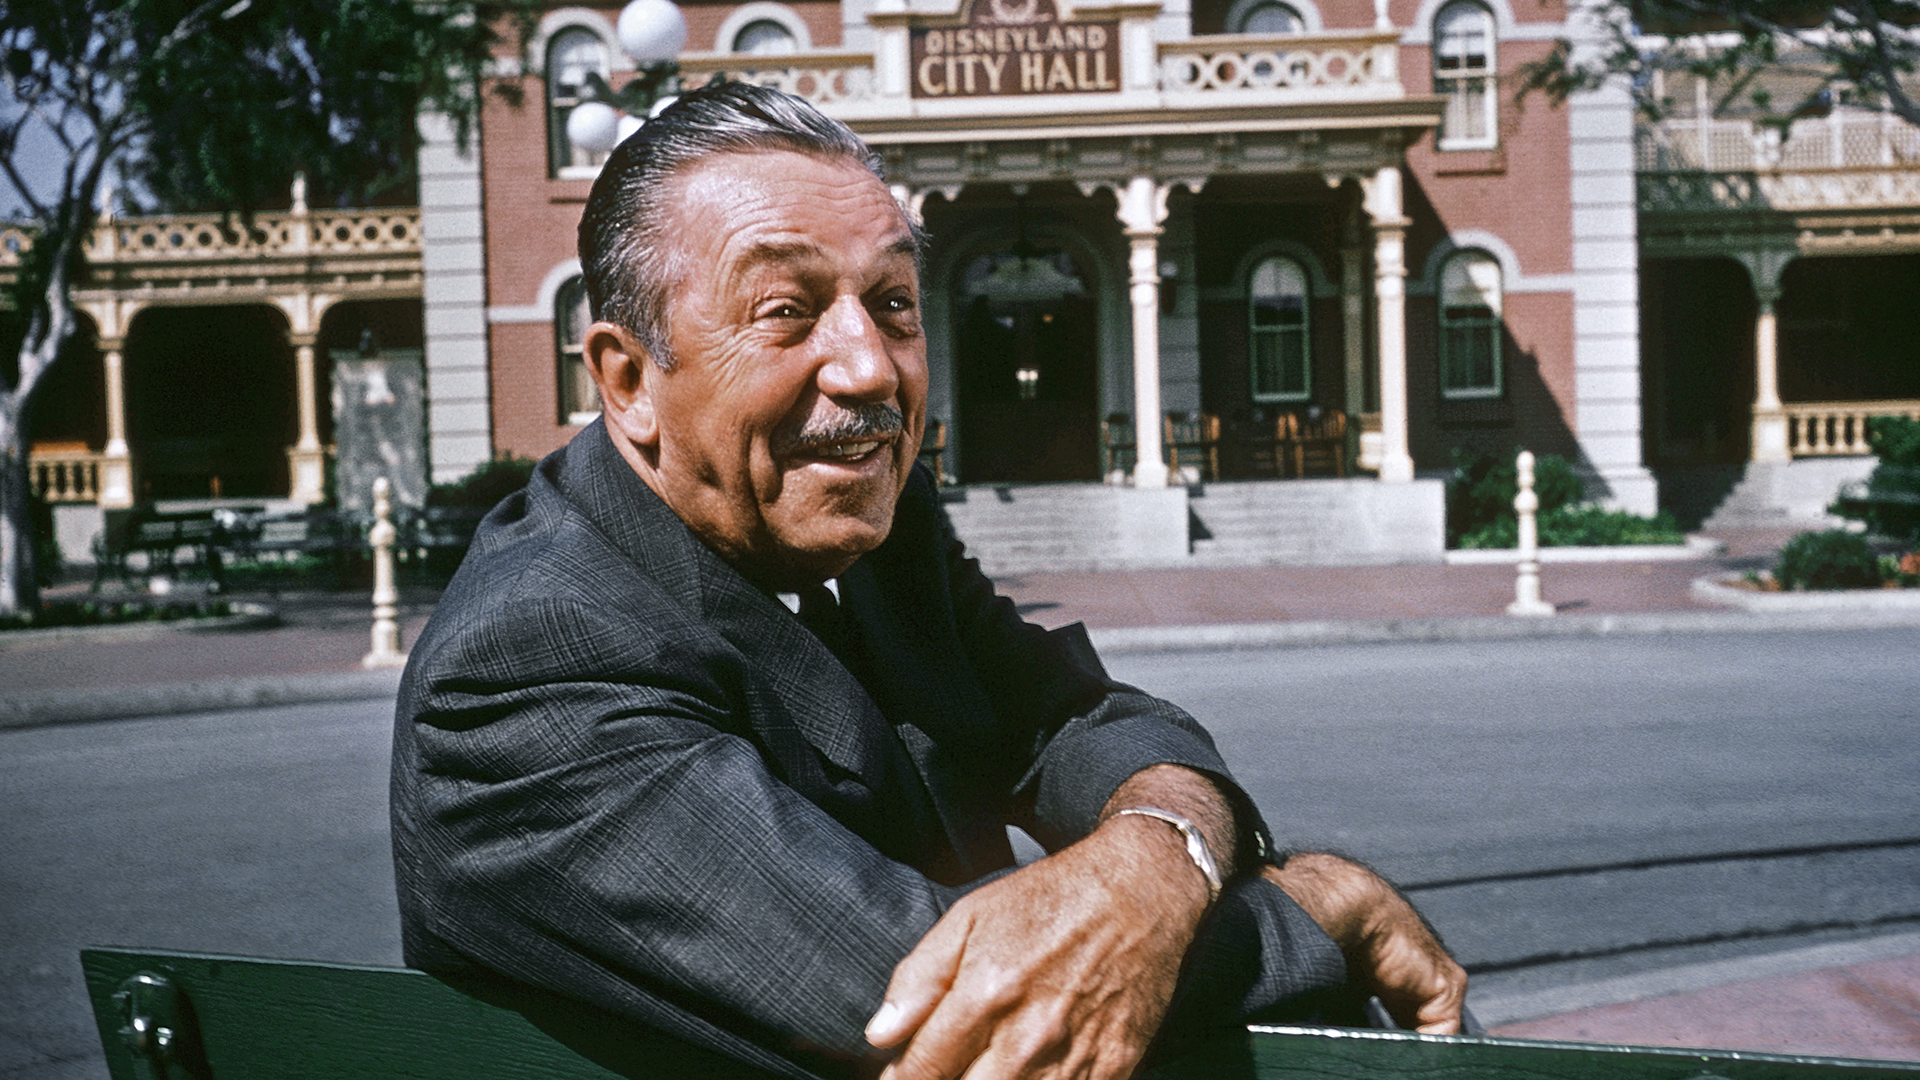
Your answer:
[91,510,228,592]
[82,947,1920,1080]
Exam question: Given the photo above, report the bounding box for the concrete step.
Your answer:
[939,479,1446,571]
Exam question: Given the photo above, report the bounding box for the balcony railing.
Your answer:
[1638,113,1920,213]
[0,208,423,269]
[679,52,877,107]
[1639,112,1920,173]
[1159,30,1401,100]
[29,446,106,504]
[1783,401,1920,456]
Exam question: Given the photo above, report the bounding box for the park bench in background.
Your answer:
[91,509,229,592]
[82,947,1920,1080]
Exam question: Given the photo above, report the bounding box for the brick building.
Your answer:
[21,0,1919,568]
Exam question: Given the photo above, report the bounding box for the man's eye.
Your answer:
[880,294,916,314]
[760,301,809,321]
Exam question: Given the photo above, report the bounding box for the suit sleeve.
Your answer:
[901,477,1349,1027]
[393,586,985,1079]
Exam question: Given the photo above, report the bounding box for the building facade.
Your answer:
[22,0,1918,567]
[413,0,1656,566]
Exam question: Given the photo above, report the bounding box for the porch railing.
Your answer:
[1638,112,1920,173]
[0,208,423,269]
[1159,30,1401,100]
[29,446,106,503]
[1783,401,1920,456]
[679,52,877,107]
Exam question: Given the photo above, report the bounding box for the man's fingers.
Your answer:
[868,912,972,1049]
[876,978,1004,1080]
[1375,941,1467,1034]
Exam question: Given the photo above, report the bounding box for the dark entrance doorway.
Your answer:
[125,306,295,500]
[954,246,1100,483]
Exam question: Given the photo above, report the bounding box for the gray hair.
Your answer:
[577,82,913,369]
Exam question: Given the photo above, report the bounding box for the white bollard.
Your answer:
[362,477,408,668]
[1507,450,1555,618]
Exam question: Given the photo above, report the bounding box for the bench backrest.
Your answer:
[82,947,1920,1080]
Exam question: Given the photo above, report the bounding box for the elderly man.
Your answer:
[391,82,1463,1080]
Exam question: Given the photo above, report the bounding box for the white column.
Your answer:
[99,339,133,508]
[1750,288,1790,463]
[288,336,327,504]
[1116,175,1171,488]
[1362,167,1414,483]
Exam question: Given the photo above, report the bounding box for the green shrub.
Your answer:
[1831,416,1920,544]
[0,598,235,633]
[1446,448,1582,547]
[1774,529,1881,591]
[1457,504,1688,548]
[428,455,536,510]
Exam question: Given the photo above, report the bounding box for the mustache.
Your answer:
[773,403,905,455]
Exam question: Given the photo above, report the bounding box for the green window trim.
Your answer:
[1437,251,1503,400]
[1249,256,1312,404]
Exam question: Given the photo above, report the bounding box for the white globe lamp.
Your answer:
[566,100,623,155]
[617,0,689,64]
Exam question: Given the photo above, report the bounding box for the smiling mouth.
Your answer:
[801,437,888,462]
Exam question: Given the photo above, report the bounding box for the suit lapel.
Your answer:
[553,425,930,830]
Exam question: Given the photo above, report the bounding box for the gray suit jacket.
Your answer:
[391,422,1346,1079]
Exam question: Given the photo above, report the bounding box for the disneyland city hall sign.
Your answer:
[910,0,1120,98]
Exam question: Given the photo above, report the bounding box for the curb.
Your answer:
[1442,535,1725,565]
[0,668,404,730]
[1692,574,1920,612]
[1088,603,1920,655]
[9,598,1920,729]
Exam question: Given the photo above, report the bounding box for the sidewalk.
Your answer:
[3,525,1917,1064]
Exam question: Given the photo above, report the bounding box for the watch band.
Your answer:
[1114,807,1224,902]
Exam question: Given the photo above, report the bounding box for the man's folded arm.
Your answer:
[394,604,1002,1075]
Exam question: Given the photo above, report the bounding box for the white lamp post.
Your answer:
[568,0,689,154]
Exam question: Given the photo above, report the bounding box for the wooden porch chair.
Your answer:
[1279,410,1347,478]
[1164,411,1221,482]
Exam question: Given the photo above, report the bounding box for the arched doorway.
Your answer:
[125,305,296,500]
[954,245,1101,483]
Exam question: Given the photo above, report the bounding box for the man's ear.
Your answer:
[584,321,661,448]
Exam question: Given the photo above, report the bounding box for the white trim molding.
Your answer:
[1401,0,1567,43]
[1410,230,1574,295]
[715,3,815,52]
[532,8,629,73]
[1222,0,1325,34]
[489,259,585,324]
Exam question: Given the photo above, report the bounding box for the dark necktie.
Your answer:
[795,582,851,660]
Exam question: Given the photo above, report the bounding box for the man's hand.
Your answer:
[866,767,1230,1080]
[1263,852,1467,1034]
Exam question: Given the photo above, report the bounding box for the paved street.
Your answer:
[1106,627,1920,1013]
[4,626,1918,1077]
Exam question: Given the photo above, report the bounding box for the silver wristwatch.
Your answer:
[1115,806,1224,901]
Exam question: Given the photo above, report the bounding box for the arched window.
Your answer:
[1233,0,1306,33]
[1433,1,1496,149]
[548,27,611,176]
[557,276,600,423]
[1438,251,1503,398]
[732,19,798,54]
[1249,256,1311,403]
